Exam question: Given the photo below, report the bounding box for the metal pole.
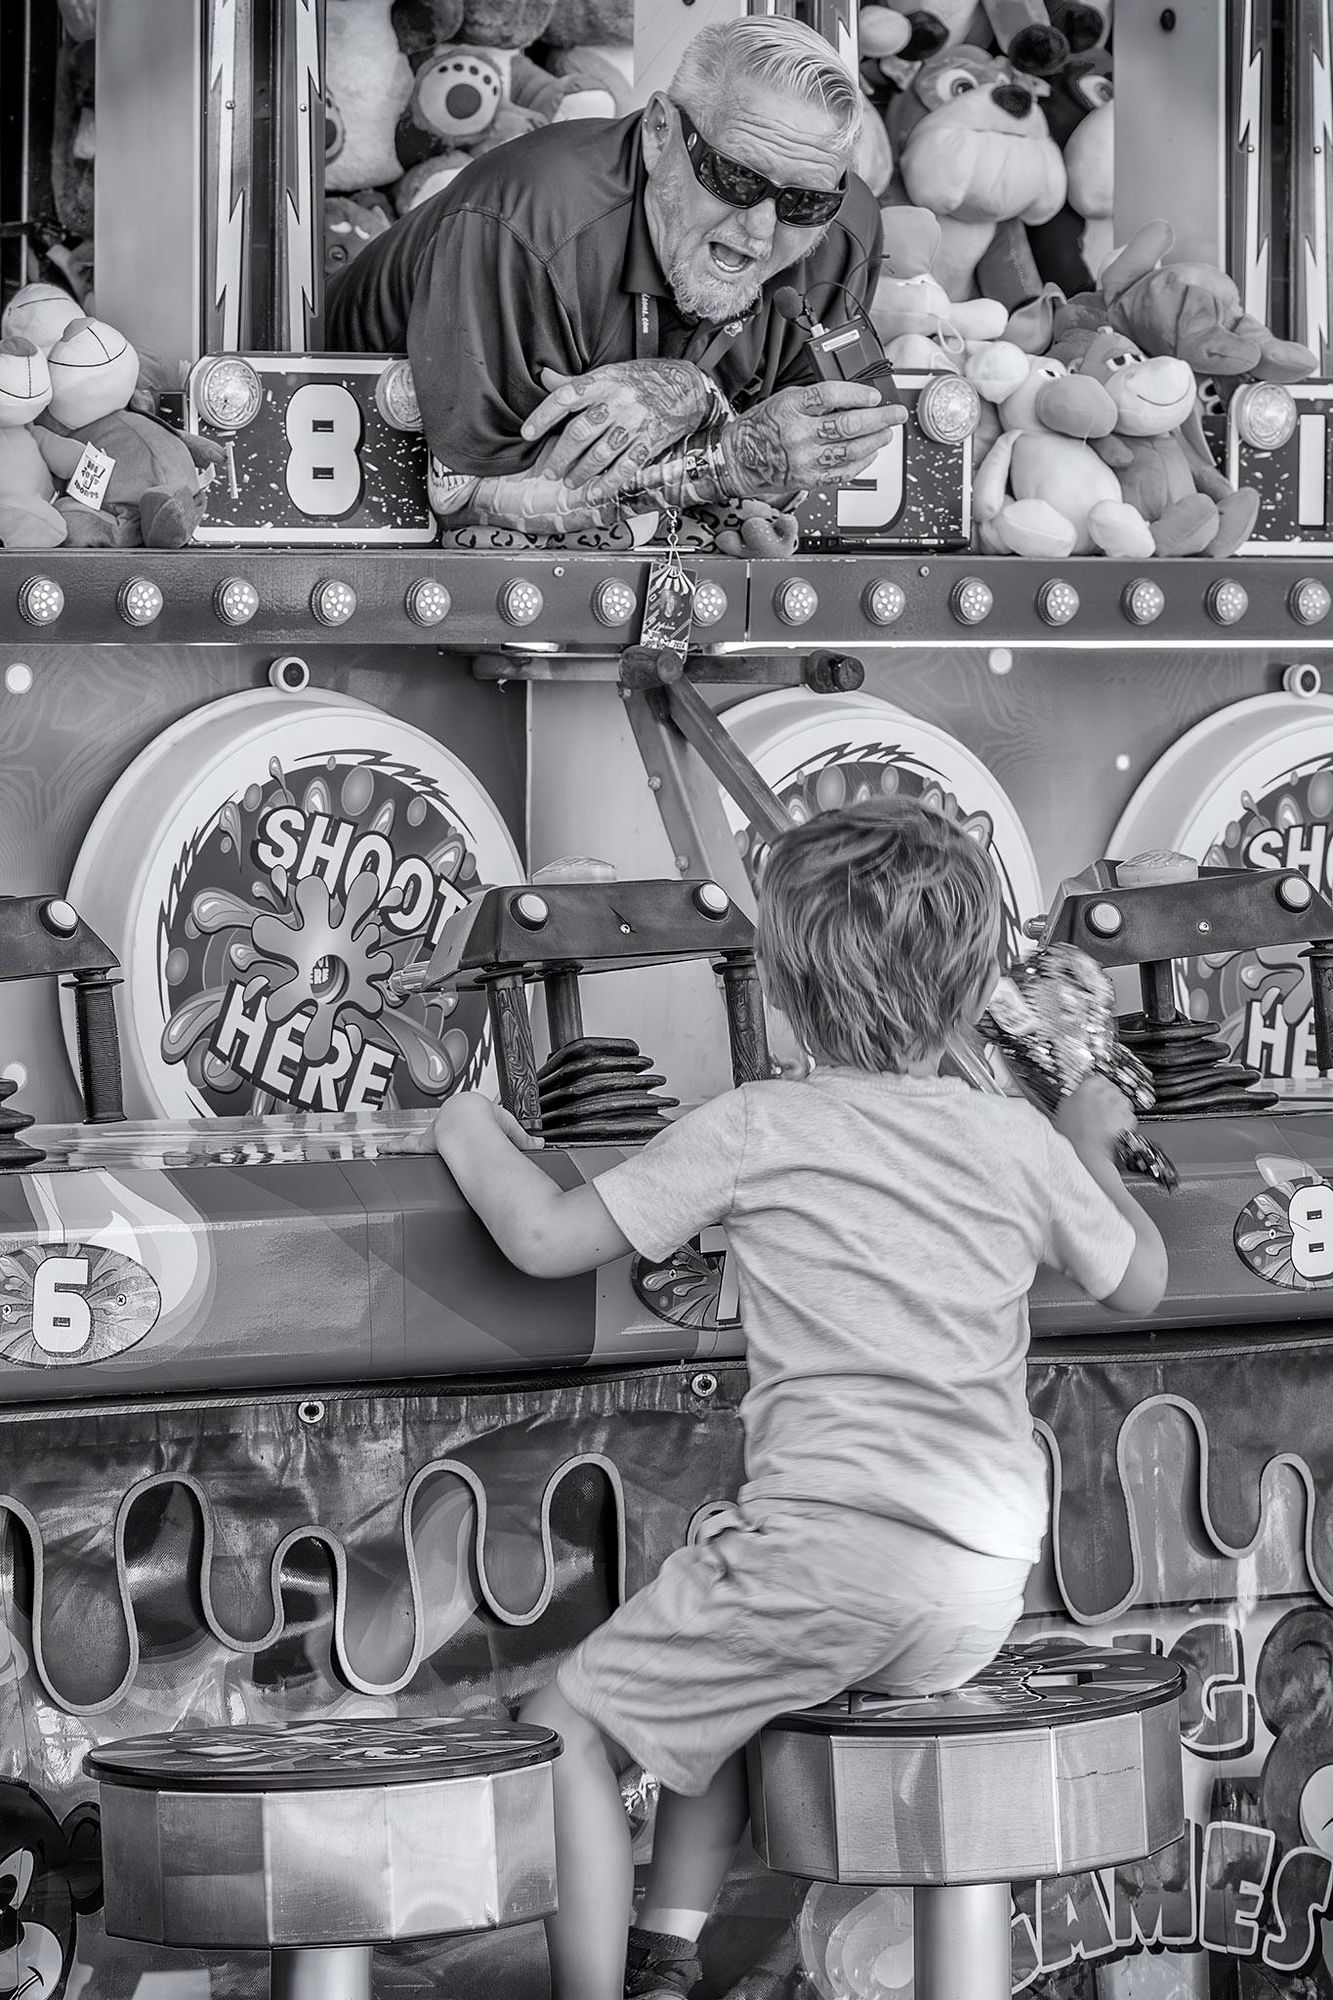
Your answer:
[913,1881,1012,2000]
[270,1944,372,2000]
[544,969,585,1055]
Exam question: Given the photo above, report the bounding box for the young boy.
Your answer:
[433,799,1168,2000]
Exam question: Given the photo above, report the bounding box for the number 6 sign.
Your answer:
[0,1242,161,1368]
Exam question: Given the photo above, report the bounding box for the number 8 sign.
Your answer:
[188,357,435,544]
[1235,1171,1333,1290]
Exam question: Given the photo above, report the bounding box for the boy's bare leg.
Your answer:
[636,1754,749,1942]
[521,1683,635,2000]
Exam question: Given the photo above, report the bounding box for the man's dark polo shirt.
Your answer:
[324,114,882,478]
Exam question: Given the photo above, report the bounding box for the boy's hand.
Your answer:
[1053,1075,1136,1156]
[433,1092,545,1153]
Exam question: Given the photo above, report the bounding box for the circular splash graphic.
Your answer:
[65,691,523,1119]
[721,691,1044,972]
[1183,758,1333,1090]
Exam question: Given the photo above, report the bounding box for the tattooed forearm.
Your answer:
[523,359,730,485]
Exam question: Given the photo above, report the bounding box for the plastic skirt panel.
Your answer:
[6,1337,1333,1996]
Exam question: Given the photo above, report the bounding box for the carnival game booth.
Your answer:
[6,0,1333,1995]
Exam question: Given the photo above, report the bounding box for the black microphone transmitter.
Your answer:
[773,285,899,406]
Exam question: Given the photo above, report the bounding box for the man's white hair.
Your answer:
[669,16,863,159]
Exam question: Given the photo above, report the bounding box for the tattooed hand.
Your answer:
[520,360,720,485]
[715,381,908,502]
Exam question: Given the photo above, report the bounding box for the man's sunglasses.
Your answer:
[675,107,846,228]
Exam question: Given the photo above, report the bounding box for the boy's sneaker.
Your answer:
[624,1926,703,1998]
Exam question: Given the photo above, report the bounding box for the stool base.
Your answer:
[913,1881,1010,2000]
[271,1945,372,2000]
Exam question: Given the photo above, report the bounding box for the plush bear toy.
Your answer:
[35,317,226,547]
[325,0,416,193]
[1057,324,1261,555]
[873,1,1106,77]
[1026,51,1113,295]
[888,46,1066,302]
[0,337,68,549]
[1059,220,1318,384]
[968,348,1154,556]
[872,207,1009,367]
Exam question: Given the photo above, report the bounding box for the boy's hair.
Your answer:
[756,798,1002,1072]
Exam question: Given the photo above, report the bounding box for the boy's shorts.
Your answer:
[557,1496,1031,1797]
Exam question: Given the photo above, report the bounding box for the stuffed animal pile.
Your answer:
[853,0,1319,557]
[325,0,633,227]
[30,0,1319,558]
[0,286,224,550]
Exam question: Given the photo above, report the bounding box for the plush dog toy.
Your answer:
[969,348,1154,556]
[35,317,225,547]
[1058,324,1261,555]
[889,46,1066,302]
[1059,220,1318,384]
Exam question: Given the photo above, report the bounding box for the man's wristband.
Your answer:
[699,372,733,434]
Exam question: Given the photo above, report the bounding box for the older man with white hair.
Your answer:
[325,16,903,551]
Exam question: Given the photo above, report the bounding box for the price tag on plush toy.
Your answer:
[65,442,115,512]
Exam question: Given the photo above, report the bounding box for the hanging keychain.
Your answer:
[637,508,697,662]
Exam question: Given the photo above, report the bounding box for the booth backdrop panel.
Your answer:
[4,1349,1333,1997]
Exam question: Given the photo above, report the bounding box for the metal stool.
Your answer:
[748,1641,1185,2000]
[84,1717,561,2000]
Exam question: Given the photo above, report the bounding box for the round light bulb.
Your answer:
[17,576,64,626]
[693,882,729,918]
[951,576,993,625]
[775,578,819,626]
[1122,578,1165,626]
[916,373,981,445]
[1037,578,1080,627]
[693,580,728,626]
[863,579,906,626]
[1207,578,1249,626]
[1232,380,1298,452]
[406,578,452,626]
[374,358,423,431]
[311,578,357,626]
[1086,901,1123,938]
[500,578,544,626]
[1291,578,1332,627]
[593,577,638,627]
[192,355,263,430]
[118,578,163,627]
[214,577,259,626]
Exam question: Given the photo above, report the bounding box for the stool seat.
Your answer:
[85,1718,562,2000]
[749,1642,1185,2000]
[749,1640,1184,1887]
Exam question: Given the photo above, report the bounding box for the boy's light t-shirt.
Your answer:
[593,1070,1136,1563]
